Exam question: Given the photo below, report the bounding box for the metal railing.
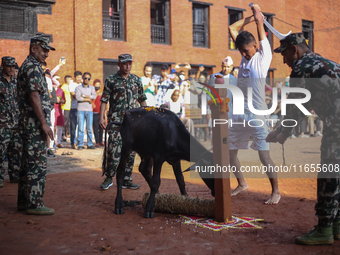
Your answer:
[102,10,121,39]
[193,23,206,47]
[151,24,166,43]
[103,19,120,39]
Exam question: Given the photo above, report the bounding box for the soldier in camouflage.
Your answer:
[16,36,55,215]
[99,53,147,190]
[267,33,340,245]
[0,56,22,188]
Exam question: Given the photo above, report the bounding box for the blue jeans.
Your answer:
[70,109,77,145]
[77,111,94,147]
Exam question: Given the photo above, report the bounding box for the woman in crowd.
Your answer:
[54,76,66,148]
[92,79,104,147]
[141,62,155,106]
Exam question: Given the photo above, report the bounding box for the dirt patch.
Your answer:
[0,167,339,254]
[1,137,339,254]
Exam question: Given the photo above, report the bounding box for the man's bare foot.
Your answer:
[264,193,281,205]
[231,185,248,196]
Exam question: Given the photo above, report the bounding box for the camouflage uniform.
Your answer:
[101,59,146,180]
[16,36,55,209]
[275,34,340,226]
[0,57,22,182]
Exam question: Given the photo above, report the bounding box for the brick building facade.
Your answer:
[1,0,340,84]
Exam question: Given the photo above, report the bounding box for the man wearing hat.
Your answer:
[99,53,147,190]
[0,56,22,188]
[209,56,237,120]
[267,33,340,245]
[209,56,235,85]
[16,36,55,215]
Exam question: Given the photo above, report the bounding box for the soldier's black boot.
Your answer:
[295,225,334,245]
[334,220,340,240]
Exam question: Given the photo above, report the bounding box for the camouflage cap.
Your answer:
[1,56,16,66]
[118,53,133,63]
[30,36,55,51]
[274,33,306,53]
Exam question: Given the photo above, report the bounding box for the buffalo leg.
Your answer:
[114,147,130,214]
[144,157,163,218]
[139,158,153,189]
[172,161,187,195]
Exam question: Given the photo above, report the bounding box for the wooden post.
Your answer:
[211,88,232,222]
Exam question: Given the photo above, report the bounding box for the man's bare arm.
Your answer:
[99,102,107,130]
[251,4,266,42]
[70,92,76,99]
[229,16,255,42]
[29,91,54,140]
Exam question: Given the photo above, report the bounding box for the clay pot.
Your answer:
[214,75,224,84]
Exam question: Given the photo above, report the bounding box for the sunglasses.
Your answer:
[83,77,91,80]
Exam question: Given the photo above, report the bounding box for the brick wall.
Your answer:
[1,0,340,83]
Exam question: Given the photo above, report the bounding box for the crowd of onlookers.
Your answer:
[46,57,242,152]
[1,56,220,158]
[6,54,317,159]
[139,61,237,141]
[35,59,223,157]
[4,55,322,160]
[29,59,106,157]
[140,62,202,137]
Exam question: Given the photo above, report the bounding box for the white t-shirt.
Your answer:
[46,76,53,93]
[69,82,80,109]
[237,38,272,113]
[168,95,184,118]
[164,84,180,104]
[141,77,155,106]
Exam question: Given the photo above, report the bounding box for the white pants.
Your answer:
[229,114,271,151]
[49,108,55,148]
[56,126,63,144]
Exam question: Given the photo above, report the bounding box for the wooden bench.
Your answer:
[194,124,209,128]
[185,108,202,120]
[184,108,209,139]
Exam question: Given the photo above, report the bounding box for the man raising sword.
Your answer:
[228,3,280,204]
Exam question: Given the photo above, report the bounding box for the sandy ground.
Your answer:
[1,135,339,254]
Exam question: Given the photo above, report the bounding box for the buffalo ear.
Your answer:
[182,158,213,173]
[183,163,199,172]
[182,159,204,172]
[182,166,192,173]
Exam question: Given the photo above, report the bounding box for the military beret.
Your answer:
[118,53,133,63]
[274,33,306,53]
[1,56,16,66]
[30,36,55,51]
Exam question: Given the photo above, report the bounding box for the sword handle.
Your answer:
[250,2,291,39]
[249,3,266,20]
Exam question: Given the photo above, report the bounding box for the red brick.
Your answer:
[1,0,339,82]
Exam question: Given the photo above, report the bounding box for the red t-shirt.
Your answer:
[93,95,101,114]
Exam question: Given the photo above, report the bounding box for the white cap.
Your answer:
[222,56,233,66]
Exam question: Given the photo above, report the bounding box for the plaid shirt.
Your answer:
[152,75,174,107]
